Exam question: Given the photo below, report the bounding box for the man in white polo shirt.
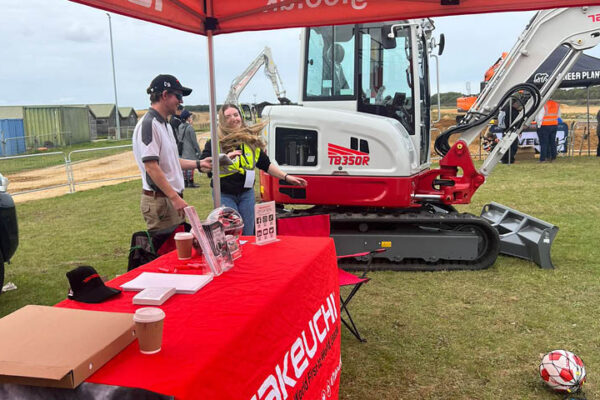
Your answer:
[133,74,211,231]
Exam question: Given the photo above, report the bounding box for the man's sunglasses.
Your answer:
[167,91,183,101]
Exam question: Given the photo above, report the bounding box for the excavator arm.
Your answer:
[435,7,600,178]
[225,46,288,106]
[417,7,600,208]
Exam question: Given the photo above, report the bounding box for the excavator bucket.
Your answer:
[480,202,558,269]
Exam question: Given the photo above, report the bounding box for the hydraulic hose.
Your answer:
[434,83,541,157]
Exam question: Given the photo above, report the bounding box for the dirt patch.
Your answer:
[8,132,212,204]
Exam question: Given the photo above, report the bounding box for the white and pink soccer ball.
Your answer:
[539,350,586,393]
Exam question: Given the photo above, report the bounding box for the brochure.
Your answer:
[255,201,279,245]
[202,220,234,272]
[184,206,234,275]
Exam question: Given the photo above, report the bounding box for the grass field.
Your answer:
[2,156,600,399]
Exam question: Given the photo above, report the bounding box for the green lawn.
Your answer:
[3,156,600,399]
[0,139,133,175]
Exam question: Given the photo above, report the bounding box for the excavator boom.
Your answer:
[225,46,287,106]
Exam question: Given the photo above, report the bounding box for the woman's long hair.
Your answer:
[218,104,268,153]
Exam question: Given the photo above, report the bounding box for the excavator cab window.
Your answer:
[240,104,256,124]
[274,127,318,167]
[357,23,415,135]
[304,25,356,100]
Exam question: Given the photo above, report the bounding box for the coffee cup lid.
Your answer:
[134,307,166,323]
[174,232,194,240]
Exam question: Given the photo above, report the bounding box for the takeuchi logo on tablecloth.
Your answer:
[250,293,339,400]
[265,0,367,12]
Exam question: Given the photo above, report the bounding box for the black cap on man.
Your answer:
[147,74,192,96]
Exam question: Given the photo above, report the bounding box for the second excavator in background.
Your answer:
[225,46,290,124]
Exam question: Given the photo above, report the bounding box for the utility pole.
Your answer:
[107,13,121,140]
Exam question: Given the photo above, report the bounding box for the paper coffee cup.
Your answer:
[133,307,165,354]
[174,232,194,260]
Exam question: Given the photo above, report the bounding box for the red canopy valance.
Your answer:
[71,0,600,35]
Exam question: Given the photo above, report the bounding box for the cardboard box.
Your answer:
[0,305,135,389]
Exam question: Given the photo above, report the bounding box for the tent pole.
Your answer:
[206,0,221,208]
[587,86,591,156]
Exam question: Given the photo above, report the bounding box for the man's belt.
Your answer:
[142,189,183,198]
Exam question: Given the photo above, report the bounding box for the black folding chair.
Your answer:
[336,248,385,342]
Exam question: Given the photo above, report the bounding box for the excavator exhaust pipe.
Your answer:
[480,202,558,269]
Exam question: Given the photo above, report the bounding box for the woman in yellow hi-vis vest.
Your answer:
[201,104,307,235]
[535,100,561,162]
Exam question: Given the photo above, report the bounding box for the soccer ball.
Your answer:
[539,350,586,392]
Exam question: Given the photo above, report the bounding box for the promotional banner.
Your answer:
[71,0,600,35]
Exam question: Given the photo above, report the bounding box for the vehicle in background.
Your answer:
[225,46,290,124]
[455,52,508,123]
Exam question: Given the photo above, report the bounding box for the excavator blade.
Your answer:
[480,202,558,269]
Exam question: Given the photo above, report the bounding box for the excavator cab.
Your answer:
[261,20,439,209]
[300,21,433,165]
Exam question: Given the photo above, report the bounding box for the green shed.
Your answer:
[23,106,92,148]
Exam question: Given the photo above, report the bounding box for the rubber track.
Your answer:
[278,208,500,272]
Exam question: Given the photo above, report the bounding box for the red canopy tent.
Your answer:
[71,0,600,35]
[70,0,600,205]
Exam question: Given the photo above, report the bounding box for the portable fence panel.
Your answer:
[0,119,26,156]
[68,145,138,190]
[0,152,71,196]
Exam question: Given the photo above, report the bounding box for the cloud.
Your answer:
[63,22,102,43]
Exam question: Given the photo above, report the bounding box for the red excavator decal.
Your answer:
[327,143,370,166]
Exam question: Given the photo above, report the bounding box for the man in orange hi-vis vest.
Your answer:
[535,100,561,162]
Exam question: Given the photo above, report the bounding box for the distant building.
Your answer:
[87,104,138,139]
[0,104,137,152]
[118,107,138,138]
[0,105,93,150]
[88,104,117,139]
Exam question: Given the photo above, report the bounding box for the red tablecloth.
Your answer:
[56,236,341,400]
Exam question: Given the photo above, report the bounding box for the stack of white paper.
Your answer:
[122,272,213,294]
[133,287,177,305]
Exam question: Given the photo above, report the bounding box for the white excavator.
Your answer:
[259,7,600,271]
[225,46,289,123]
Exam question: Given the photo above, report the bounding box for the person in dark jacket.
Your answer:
[178,110,202,188]
[596,108,600,157]
[499,100,523,164]
[169,104,183,141]
[201,104,307,235]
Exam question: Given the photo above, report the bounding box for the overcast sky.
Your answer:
[2,1,600,110]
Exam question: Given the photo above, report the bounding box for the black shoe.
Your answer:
[188,182,199,188]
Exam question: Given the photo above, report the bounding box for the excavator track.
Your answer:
[278,206,500,272]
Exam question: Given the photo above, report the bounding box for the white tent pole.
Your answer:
[206,0,221,208]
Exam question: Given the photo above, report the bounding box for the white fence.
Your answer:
[0,144,138,198]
